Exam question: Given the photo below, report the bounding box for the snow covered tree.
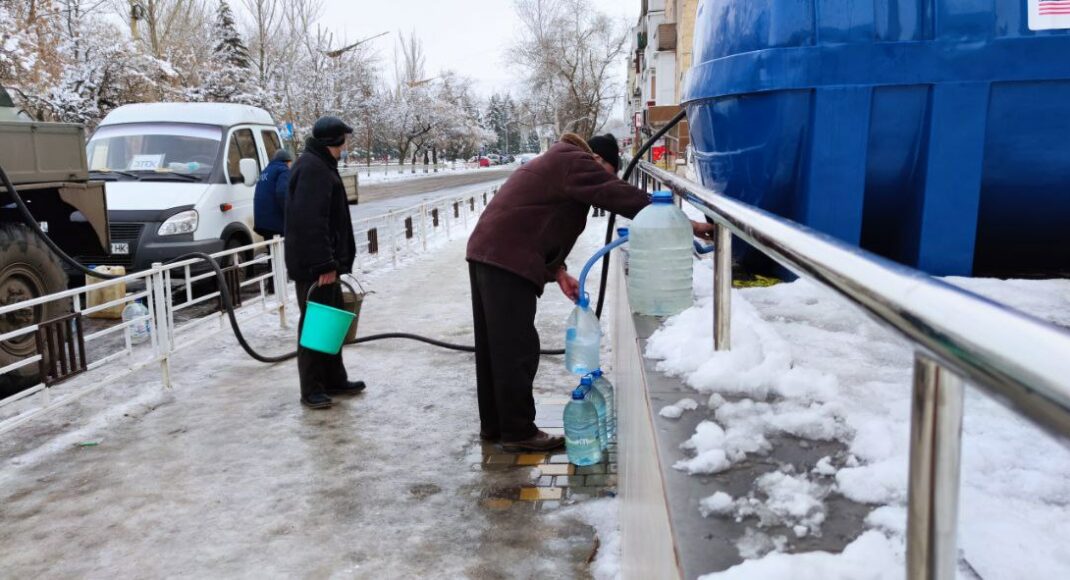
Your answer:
[0,2,35,83]
[188,0,258,103]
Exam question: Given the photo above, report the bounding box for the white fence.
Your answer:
[0,185,497,435]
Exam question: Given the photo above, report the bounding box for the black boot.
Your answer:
[301,393,333,409]
[327,380,366,396]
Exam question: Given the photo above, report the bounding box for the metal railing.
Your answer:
[0,185,498,436]
[633,160,1070,580]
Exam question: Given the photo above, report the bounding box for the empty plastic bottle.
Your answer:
[565,295,601,375]
[121,300,151,345]
[627,191,693,316]
[564,382,603,466]
[591,369,616,444]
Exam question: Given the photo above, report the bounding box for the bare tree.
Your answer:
[239,0,282,86]
[511,0,627,139]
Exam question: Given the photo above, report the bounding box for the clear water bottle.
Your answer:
[627,191,693,316]
[564,383,603,466]
[565,296,601,375]
[591,369,616,444]
[581,376,609,451]
[121,300,151,345]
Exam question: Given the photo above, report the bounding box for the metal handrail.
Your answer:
[634,160,1070,580]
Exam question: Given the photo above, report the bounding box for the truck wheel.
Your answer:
[0,224,70,397]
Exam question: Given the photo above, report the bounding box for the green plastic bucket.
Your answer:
[300,280,358,355]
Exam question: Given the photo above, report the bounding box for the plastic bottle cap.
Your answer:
[616,227,629,237]
[572,388,586,400]
[591,369,603,378]
[652,191,674,204]
[580,376,593,386]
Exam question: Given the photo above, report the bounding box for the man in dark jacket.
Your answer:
[285,116,365,409]
[254,149,293,239]
[466,133,714,451]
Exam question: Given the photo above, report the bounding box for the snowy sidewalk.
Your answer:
[0,221,617,578]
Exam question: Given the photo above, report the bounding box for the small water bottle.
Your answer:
[564,383,603,466]
[591,369,616,444]
[628,191,693,316]
[565,295,601,375]
[121,300,151,345]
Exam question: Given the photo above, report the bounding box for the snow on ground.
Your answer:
[646,258,1070,579]
[342,163,494,185]
[0,199,616,578]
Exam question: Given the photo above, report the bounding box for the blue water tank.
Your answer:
[685,0,1070,276]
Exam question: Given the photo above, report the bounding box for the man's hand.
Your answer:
[556,268,580,302]
[691,220,716,240]
[318,271,338,286]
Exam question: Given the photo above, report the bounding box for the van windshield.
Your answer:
[87,123,223,182]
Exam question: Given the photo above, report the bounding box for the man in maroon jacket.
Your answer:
[466,133,713,451]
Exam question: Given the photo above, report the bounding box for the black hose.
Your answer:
[0,164,563,361]
[594,108,688,319]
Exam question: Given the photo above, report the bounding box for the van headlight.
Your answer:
[158,210,199,236]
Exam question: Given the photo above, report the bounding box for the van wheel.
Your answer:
[0,224,71,398]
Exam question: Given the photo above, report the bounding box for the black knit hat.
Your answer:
[273,149,294,163]
[587,134,621,172]
[312,116,353,147]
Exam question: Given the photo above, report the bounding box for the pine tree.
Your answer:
[189,0,256,104]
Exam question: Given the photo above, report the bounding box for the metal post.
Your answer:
[906,354,965,580]
[150,263,172,388]
[271,237,288,329]
[420,204,428,251]
[713,223,732,351]
[445,202,452,240]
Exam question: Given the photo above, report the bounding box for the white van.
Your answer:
[83,103,284,271]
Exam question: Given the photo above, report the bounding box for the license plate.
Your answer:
[111,242,130,255]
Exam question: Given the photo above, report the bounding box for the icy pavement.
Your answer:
[0,215,618,578]
[647,260,1070,579]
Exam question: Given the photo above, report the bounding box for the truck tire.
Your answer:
[0,224,70,398]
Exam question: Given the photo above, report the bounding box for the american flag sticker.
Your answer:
[1030,0,1070,30]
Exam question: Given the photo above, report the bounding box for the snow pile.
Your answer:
[658,397,698,419]
[563,498,623,580]
[646,259,1070,578]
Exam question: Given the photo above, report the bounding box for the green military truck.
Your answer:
[0,86,111,396]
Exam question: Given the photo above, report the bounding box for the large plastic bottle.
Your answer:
[591,369,616,444]
[565,295,601,375]
[121,301,151,345]
[627,191,693,316]
[580,376,608,451]
[564,383,603,466]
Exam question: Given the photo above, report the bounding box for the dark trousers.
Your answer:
[296,280,348,398]
[469,262,541,442]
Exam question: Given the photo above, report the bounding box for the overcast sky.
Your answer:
[317,0,641,97]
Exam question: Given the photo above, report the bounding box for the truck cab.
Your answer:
[83,103,284,271]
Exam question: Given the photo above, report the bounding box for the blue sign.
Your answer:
[280,123,294,140]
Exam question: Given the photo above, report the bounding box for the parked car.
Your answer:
[518,153,539,165]
[478,157,491,168]
[83,102,281,272]
[486,154,502,165]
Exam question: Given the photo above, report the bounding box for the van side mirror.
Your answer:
[239,158,259,187]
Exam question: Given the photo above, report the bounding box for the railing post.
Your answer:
[445,203,452,240]
[906,354,965,580]
[713,223,732,351]
[150,262,172,389]
[420,204,429,251]
[271,237,289,329]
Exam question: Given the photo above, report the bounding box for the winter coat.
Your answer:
[254,159,290,236]
[466,137,650,293]
[284,138,357,282]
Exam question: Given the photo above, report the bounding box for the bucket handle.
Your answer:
[307,279,360,304]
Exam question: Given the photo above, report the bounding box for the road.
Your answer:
[349,167,514,221]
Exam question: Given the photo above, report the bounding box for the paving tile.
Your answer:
[482,498,514,511]
[548,453,570,464]
[481,487,520,500]
[485,454,516,466]
[584,475,609,487]
[515,454,548,466]
[565,487,601,499]
[538,501,561,511]
[519,487,563,501]
[575,463,605,475]
[608,463,618,474]
[536,463,573,476]
[554,476,584,487]
[534,476,554,487]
